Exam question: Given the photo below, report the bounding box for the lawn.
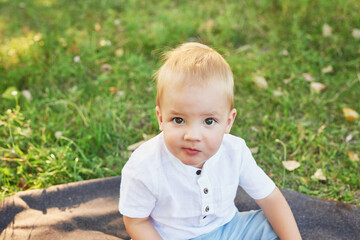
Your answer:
[0,0,359,205]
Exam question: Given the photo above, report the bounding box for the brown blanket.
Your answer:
[1,177,359,239]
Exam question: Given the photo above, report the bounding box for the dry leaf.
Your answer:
[17,177,30,189]
[101,63,112,72]
[322,24,332,37]
[302,73,314,82]
[345,133,353,143]
[273,89,283,97]
[109,87,118,93]
[317,124,326,135]
[117,91,125,97]
[21,90,32,101]
[199,19,215,32]
[281,49,289,56]
[352,28,360,39]
[283,76,294,84]
[236,45,251,53]
[342,108,359,122]
[33,33,42,42]
[310,82,326,93]
[321,65,333,74]
[348,152,359,162]
[127,140,146,151]
[282,161,301,171]
[114,19,121,25]
[250,147,259,154]
[267,172,275,178]
[94,23,101,31]
[253,76,268,89]
[142,133,156,140]
[115,48,124,57]
[311,169,326,181]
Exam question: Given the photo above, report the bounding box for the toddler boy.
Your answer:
[119,42,301,239]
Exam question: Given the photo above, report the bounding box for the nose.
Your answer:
[184,125,201,141]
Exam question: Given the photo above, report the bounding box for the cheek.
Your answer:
[206,131,225,151]
[163,127,181,147]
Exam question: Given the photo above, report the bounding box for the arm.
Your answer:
[123,216,162,240]
[256,187,302,240]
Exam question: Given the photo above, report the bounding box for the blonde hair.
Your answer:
[154,42,234,109]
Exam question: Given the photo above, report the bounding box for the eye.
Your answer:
[172,117,184,124]
[204,118,216,126]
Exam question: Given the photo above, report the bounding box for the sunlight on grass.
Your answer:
[0,33,43,69]
[0,0,359,205]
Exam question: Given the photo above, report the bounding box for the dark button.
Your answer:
[203,188,208,194]
[196,170,201,175]
[203,216,207,219]
[205,206,210,212]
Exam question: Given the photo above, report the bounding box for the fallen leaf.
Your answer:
[253,76,268,89]
[273,89,283,97]
[267,172,275,178]
[348,152,359,162]
[345,133,353,143]
[109,87,118,93]
[116,91,125,97]
[101,63,112,72]
[236,45,251,53]
[321,65,333,74]
[115,48,124,57]
[352,28,360,39]
[342,108,359,122]
[142,133,156,141]
[114,19,121,25]
[22,90,32,101]
[127,140,146,151]
[281,49,289,56]
[199,19,215,32]
[310,82,326,93]
[283,76,294,84]
[33,33,42,42]
[322,24,332,37]
[302,73,314,82]
[17,177,30,189]
[282,160,301,171]
[250,147,259,154]
[94,23,101,31]
[317,124,326,135]
[311,169,327,181]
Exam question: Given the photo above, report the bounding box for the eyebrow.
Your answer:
[169,109,220,117]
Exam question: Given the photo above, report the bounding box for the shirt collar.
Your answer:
[159,132,223,176]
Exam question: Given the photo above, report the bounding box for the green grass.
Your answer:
[0,0,359,205]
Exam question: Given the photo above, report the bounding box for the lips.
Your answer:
[183,148,201,155]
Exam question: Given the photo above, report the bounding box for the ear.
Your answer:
[225,108,237,134]
[156,106,163,131]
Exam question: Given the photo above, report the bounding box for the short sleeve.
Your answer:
[238,142,276,200]
[119,169,157,218]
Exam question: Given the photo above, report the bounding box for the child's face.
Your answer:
[156,81,237,169]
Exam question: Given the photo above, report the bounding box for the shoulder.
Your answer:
[222,134,247,151]
[122,133,163,178]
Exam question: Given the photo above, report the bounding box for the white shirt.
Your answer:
[119,133,275,239]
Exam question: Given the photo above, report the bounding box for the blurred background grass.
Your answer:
[0,0,359,204]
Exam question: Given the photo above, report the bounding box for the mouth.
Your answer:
[183,148,201,155]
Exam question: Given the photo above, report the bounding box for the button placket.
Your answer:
[197,174,214,222]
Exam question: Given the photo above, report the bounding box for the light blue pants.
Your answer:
[191,210,279,240]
